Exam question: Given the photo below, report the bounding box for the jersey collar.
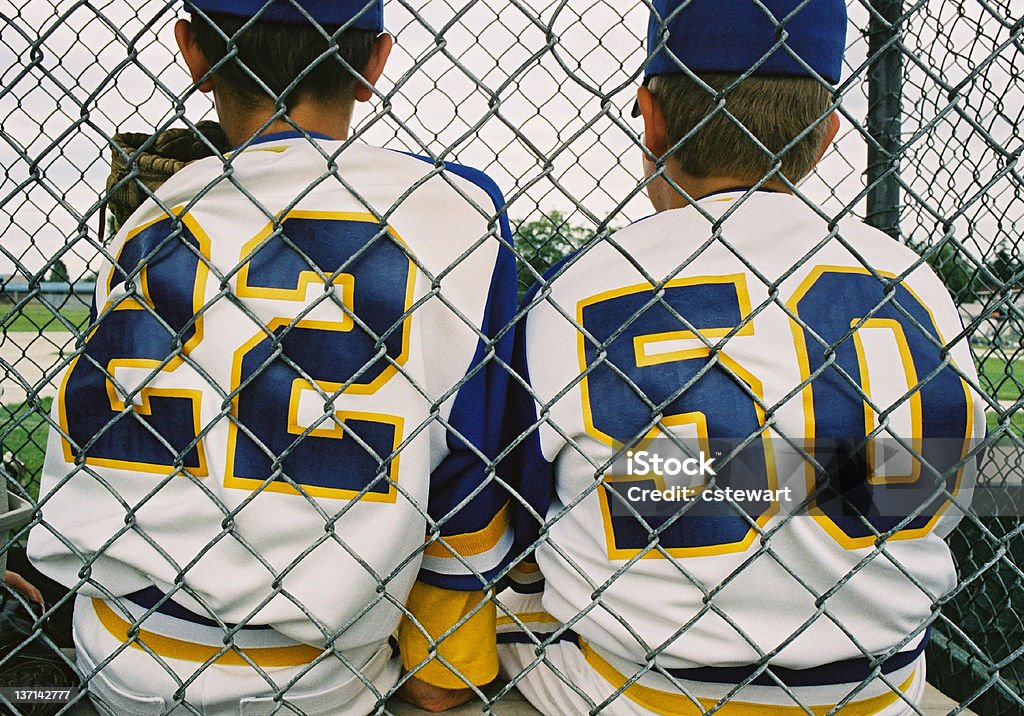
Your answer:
[698,186,782,201]
[233,130,335,151]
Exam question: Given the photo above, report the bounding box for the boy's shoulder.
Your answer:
[163,140,498,193]
[531,192,945,301]
[607,191,924,260]
[123,140,508,233]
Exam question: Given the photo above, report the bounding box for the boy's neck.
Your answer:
[648,163,793,212]
[216,92,356,147]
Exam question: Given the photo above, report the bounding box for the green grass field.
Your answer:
[978,356,1023,403]
[986,409,1024,443]
[2,397,51,500]
[976,356,1022,444]
[2,301,90,333]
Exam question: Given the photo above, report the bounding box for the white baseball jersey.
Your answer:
[508,189,984,683]
[29,133,517,655]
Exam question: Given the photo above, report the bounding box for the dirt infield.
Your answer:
[0,330,75,405]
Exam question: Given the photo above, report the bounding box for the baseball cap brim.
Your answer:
[185,0,384,31]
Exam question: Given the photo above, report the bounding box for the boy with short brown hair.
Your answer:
[30,1,517,712]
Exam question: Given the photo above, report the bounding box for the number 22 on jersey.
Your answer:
[58,209,416,502]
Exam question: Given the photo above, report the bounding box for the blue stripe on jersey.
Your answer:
[504,314,555,571]
[505,563,546,594]
[497,624,927,688]
[400,153,518,590]
[424,248,516,528]
[497,630,579,646]
[503,273,558,588]
[652,632,928,687]
[124,586,272,631]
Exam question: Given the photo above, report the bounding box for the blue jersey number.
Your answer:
[579,268,973,557]
[60,211,416,504]
[579,275,776,558]
[789,266,973,548]
[224,212,416,501]
[59,212,211,475]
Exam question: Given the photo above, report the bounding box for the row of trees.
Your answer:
[513,210,602,293]
[39,212,1020,299]
[924,242,1022,303]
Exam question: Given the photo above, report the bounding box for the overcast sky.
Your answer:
[0,0,1020,279]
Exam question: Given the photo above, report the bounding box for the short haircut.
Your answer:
[190,12,377,109]
[647,73,834,184]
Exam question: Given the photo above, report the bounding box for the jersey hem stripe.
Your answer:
[579,637,915,716]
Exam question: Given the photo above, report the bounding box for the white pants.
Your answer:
[73,594,401,716]
[496,592,926,716]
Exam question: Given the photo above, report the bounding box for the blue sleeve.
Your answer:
[503,279,557,593]
[409,157,520,591]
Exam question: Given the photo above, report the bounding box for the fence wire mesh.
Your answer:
[0,0,1021,714]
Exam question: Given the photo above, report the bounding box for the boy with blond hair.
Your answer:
[501,1,984,714]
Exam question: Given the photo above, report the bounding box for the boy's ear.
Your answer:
[353,33,394,103]
[636,85,669,160]
[812,111,841,167]
[174,19,214,93]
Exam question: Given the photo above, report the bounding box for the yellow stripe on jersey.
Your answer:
[423,501,509,558]
[579,638,914,716]
[93,599,322,667]
[225,145,290,158]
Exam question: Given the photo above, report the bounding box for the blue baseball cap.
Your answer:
[185,0,384,31]
[644,0,846,82]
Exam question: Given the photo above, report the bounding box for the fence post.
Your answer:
[865,0,903,240]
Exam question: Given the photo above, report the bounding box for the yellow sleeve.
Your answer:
[397,580,498,689]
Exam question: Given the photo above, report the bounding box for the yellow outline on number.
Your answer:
[574,274,777,559]
[577,273,754,449]
[235,210,416,396]
[225,212,417,502]
[224,317,404,503]
[786,265,975,549]
[57,208,211,476]
[850,318,922,485]
[595,355,778,559]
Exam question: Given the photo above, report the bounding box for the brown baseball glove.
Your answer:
[104,120,230,234]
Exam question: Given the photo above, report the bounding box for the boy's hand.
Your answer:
[4,570,44,605]
[397,675,474,712]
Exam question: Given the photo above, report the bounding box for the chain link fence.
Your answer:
[1,0,1021,714]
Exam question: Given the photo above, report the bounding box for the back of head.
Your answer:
[184,0,383,109]
[643,0,847,184]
